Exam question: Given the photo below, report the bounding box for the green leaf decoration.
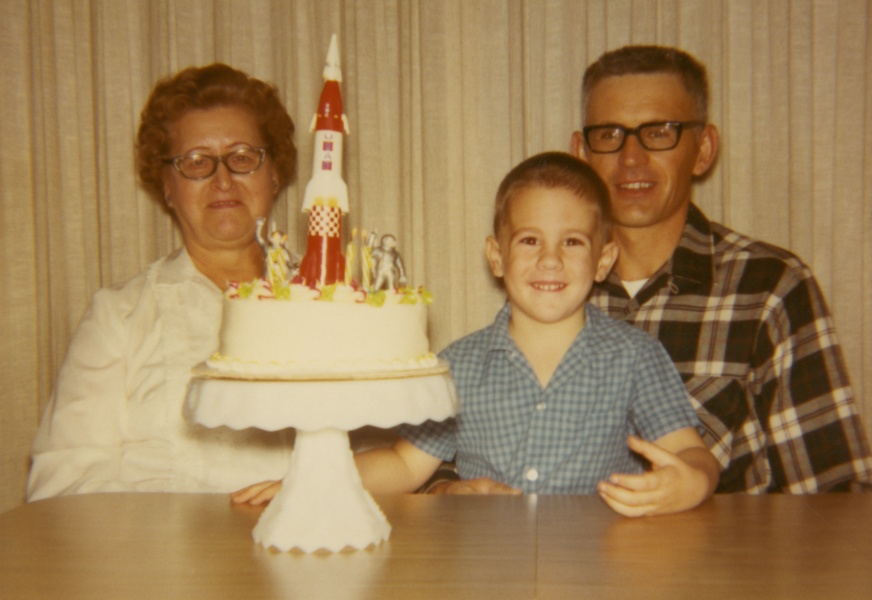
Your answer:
[366,290,387,307]
[238,282,255,299]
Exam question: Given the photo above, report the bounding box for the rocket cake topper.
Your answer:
[299,33,350,288]
[308,34,350,136]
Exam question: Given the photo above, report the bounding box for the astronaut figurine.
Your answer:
[369,233,408,291]
[256,217,300,289]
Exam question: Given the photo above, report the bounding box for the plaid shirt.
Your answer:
[589,204,872,493]
[399,303,699,494]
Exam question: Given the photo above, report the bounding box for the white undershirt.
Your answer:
[621,278,649,298]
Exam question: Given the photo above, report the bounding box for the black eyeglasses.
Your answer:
[582,121,705,153]
[162,146,267,180]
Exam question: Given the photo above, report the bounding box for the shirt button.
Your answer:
[526,468,539,482]
[535,402,546,411]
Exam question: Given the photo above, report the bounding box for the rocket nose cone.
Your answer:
[323,34,342,81]
[327,34,340,66]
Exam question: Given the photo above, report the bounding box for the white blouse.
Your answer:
[27,248,291,501]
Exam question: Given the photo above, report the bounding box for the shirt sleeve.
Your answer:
[27,285,138,500]
[629,333,701,441]
[753,269,872,492]
[393,345,459,462]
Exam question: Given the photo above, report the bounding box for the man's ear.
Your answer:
[693,124,719,177]
[594,241,619,282]
[485,236,505,278]
[570,130,587,160]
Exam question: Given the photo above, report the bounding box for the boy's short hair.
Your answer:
[494,152,612,243]
[582,45,709,122]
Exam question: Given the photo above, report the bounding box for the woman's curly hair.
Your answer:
[136,63,296,199]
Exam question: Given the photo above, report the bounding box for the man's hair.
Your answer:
[582,45,710,122]
[136,63,297,200]
[494,152,612,243]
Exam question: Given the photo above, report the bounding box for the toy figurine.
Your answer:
[369,233,408,291]
[256,217,299,289]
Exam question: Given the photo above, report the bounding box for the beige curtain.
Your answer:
[2,0,870,512]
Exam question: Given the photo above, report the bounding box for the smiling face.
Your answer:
[162,105,279,255]
[573,73,717,234]
[486,185,617,331]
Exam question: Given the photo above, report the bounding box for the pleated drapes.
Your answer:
[2,0,870,511]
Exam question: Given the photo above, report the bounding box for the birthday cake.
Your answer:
[202,35,439,379]
[205,280,437,377]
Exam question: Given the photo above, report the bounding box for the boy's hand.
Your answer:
[598,432,719,517]
[230,480,281,506]
[428,477,521,495]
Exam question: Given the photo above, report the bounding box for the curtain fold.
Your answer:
[2,0,869,511]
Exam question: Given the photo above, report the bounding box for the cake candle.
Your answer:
[361,229,374,290]
[345,228,356,286]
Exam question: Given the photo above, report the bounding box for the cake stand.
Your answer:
[186,362,457,553]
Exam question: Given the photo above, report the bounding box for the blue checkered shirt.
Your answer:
[398,303,700,494]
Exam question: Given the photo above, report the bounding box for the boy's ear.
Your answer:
[594,241,619,282]
[485,236,505,278]
[570,130,587,160]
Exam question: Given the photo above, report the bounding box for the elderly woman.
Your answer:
[27,64,296,500]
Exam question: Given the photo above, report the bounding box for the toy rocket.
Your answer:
[299,33,351,289]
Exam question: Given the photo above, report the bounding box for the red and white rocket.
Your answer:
[299,33,351,289]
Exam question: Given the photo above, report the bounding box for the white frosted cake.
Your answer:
[206,280,438,377]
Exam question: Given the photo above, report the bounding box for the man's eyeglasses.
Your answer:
[582,121,705,154]
[162,146,268,180]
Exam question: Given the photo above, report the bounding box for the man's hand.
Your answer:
[230,480,281,506]
[428,477,522,495]
[598,431,719,517]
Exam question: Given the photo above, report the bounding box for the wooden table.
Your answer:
[1,493,870,599]
[537,494,872,599]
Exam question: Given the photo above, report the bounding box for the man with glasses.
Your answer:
[572,45,872,494]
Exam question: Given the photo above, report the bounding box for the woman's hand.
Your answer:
[230,480,282,505]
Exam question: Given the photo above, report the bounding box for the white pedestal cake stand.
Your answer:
[186,362,457,553]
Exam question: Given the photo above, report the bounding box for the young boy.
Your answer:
[234,152,719,516]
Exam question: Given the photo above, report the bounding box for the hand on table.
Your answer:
[230,480,281,506]
[231,475,521,503]
[597,434,719,517]
[428,477,521,495]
